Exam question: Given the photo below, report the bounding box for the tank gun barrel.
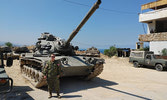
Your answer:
[66,0,101,45]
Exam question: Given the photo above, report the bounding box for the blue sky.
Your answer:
[0,0,154,49]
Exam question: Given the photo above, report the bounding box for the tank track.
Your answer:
[85,63,104,80]
[20,65,47,88]
[20,58,104,87]
[20,58,47,88]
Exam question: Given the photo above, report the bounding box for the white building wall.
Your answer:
[150,41,167,55]
[139,8,167,22]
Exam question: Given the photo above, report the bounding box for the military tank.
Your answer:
[0,48,13,94]
[85,47,100,57]
[12,46,30,60]
[0,46,12,60]
[20,0,104,88]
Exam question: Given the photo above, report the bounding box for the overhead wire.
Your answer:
[72,41,111,47]
[63,0,138,15]
[63,0,142,47]
[63,0,90,7]
[64,0,147,34]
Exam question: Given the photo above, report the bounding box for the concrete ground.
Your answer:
[1,57,167,100]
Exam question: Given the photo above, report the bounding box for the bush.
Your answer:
[139,46,149,51]
[143,46,149,51]
[161,48,167,56]
[104,46,117,57]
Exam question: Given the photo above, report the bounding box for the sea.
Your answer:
[99,49,105,54]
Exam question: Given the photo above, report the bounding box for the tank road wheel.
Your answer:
[85,64,104,80]
[32,70,36,80]
[25,66,29,76]
[22,67,25,73]
[23,66,26,74]
[155,64,164,71]
[28,67,31,77]
[32,72,47,88]
[26,66,29,76]
[30,68,33,79]
[20,66,24,73]
[20,60,47,88]
[33,70,38,82]
[26,67,29,76]
[21,66,25,73]
[35,72,39,82]
[38,72,43,82]
[133,62,139,68]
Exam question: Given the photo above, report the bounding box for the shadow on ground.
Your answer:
[0,86,34,100]
[40,77,118,99]
[41,77,152,100]
[60,77,118,94]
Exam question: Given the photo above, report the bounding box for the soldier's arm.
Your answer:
[43,63,49,76]
[57,60,61,76]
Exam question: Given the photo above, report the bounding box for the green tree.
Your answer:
[143,46,149,51]
[104,46,117,57]
[139,46,149,51]
[5,42,13,48]
[161,48,167,56]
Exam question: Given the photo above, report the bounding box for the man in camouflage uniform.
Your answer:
[43,54,61,99]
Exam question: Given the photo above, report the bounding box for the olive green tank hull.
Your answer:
[20,56,104,88]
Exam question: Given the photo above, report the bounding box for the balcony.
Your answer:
[139,7,167,23]
[139,32,167,42]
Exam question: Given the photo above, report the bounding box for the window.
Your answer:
[131,52,143,57]
[156,20,167,33]
[146,55,151,59]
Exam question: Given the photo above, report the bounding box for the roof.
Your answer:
[141,0,167,10]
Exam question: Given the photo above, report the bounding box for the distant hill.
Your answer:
[0,41,5,46]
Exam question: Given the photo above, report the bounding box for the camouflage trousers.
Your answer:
[47,78,60,93]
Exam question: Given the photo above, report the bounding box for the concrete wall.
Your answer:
[139,8,167,23]
[150,41,167,54]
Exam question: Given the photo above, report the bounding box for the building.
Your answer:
[117,48,130,57]
[139,0,167,55]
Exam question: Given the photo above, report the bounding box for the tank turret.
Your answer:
[34,32,75,56]
[34,0,101,56]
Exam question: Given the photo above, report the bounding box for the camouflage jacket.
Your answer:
[43,60,61,79]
